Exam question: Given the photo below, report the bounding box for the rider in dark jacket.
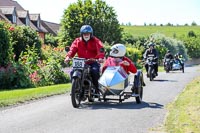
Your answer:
[164,50,173,68]
[164,50,173,59]
[174,53,184,68]
[143,42,159,76]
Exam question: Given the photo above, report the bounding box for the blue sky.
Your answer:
[16,0,200,25]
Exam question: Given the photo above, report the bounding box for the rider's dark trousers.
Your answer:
[89,62,100,91]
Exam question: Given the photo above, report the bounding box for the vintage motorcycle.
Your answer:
[146,54,158,81]
[70,57,97,108]
[69,57,145,108]
[164,58,173,73]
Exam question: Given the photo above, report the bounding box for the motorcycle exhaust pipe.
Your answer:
[82,79,93,95]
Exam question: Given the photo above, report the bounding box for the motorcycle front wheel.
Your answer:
[148,67,153,81]
[71,78,81,108]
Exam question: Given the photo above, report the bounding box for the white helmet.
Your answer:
[110,44,126,57]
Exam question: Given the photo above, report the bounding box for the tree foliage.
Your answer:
[58,0,123,46]
[149,33,188,61]
[181,37,200,58]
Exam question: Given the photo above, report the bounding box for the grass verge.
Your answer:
[0,84,71,107]
[164,76,200,132]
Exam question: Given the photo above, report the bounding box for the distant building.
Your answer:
[0,0,60,42]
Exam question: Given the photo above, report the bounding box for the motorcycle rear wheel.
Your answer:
[71,78,81,108]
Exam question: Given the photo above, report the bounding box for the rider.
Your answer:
[143,42,159,76]
[174,53,184,68]
[64,25,105,93]
[102,44,137,74]
[164,50,174,68]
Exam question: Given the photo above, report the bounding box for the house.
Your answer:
[0,0,60,41]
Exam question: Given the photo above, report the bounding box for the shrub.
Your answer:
[9,25,42,61]
[0,21,12,66]
[39,45,70,86]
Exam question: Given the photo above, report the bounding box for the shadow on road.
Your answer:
[152,79,177,82]
[80,101,163,110]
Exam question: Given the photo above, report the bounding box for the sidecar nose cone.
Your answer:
[99,66,128,87]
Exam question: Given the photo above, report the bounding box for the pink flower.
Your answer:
[9,26,15,31]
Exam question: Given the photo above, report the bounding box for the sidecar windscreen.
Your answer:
[99,66,128,88]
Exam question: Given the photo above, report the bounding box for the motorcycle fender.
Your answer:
[72,71,82,79]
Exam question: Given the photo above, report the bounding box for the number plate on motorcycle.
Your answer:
[72,58,85,68]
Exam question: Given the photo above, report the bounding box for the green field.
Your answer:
[122,26,200,37]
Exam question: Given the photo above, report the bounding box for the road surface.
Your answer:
[0,65,199,133]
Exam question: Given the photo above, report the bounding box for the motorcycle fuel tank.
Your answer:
[98,66,129,95]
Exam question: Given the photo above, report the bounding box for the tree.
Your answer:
[58,0,123,46]
[191,21,197,26]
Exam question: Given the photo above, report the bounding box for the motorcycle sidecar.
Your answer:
[98,66,144,104]
[172,60,184,73]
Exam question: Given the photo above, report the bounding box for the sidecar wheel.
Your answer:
[71,79,81,108]
[88,88,95,102]
[135,77,143,104]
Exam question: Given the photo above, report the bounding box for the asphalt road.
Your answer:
[0,65,199,133]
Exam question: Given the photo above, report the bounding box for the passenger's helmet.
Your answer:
[110,44,126,57]
[80,25,93,36]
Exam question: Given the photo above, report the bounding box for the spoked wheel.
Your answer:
[71,78,82,108]
[148,67,153,81]
[135,76,143,104]
[165,66,170,73]
[88,87,95,102]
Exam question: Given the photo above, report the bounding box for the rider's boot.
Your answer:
[94,86,100,98]
[156,72,158,76]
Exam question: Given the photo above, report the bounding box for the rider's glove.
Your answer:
[98,58,104,63]
[121,61,130,66]
[64,56,71,64]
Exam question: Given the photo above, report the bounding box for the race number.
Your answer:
[72,58,85,68]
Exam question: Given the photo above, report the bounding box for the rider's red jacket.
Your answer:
[102,56,137,74]
[66,36,105,59]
